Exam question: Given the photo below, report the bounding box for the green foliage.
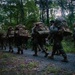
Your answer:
[0,0,40,30]
[0,51,39,75]
[24,0,39,29]
[45,66,58,73]
[0,53,13,59]
[62,40,75,53]
[48,40,75,53]
[0,0,75,30]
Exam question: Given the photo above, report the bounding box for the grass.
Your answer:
[62,40,75,53]
[39,65,73,75]
[0,51,39,75]
[0,50,74,75]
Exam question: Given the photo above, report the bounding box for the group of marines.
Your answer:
[0,19,73,62]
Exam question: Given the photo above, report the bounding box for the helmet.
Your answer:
[50,20,55,24]
[34,22,43,26]
[8,26,13,31]
[54,17,66,28]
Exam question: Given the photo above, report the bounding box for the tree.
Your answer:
[0,0,39,30]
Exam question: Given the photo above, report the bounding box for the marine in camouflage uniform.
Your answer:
[0,31,6,50]
[49,20,60,55]
[14,24,30,54]
[0,32,6,50]
[7,26,14,52]
[21,26,31,50]
[49,20,55,45]
[32,22,49,57]
[48,20,68,62]
[14,24,23,54]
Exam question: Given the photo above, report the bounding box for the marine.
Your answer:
[14,24,30,54]
[7,26,14,52]
[32,22,49,57]
[48,19,68,62]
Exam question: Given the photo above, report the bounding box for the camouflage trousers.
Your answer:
[51,41,67,59]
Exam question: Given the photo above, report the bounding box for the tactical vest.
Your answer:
[18,28,30,37]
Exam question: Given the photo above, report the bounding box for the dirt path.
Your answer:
[7,48,75,73]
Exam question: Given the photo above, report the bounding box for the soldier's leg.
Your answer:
[8,40,11,52]
[17,40,21,54]
[55,50,61,55]
[43,47,49,57]
[58,43,68,62]
[10,46,13,53]
[21,49,23,54]
[33,39,38,56]
[38,45,42,51]
[3,39,6,50]
[48,43,57,59]
[17,46,20,54]
[17,37,22,54]
[9,43,13,53]
[10,38,14,53]
[60,49,68,62]
[16,43,19,54]
[1,40,3,50]
[4,38,7,50]
[25,38,29,50]
[38,40,45,52]
[21,38,23,54]
[39,43,49,57]
[33,45,38,56]
[21,44,23,54]
[60,49,67,59]
[17,45,23,54]
[32,41,35,51]
[1,39,6,50]
[8,38,13,52]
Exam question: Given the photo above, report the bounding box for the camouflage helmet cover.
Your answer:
[54,17,66,27]
[34,22,43,26]
[8,26,13,31]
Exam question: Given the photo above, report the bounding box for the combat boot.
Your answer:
[44,53,49,57]
[21,50,23,54]
[48,56,54,60]
[61,58,68,62]
[21,49,23,54]
[17,47,20,54]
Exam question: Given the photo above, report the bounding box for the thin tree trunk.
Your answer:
[46,0,49,25]
[20,0,24,24]
[9,3,12,24]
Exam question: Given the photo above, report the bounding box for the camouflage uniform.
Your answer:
[49,20,55,45]
[32,22,49,57]
[48,20,68,62]
[21,27,30,50]
[14,24,30,54]
[0,33,6,50]
[14,25,23,54]
[49,20,60,55]
[7,26,14,52]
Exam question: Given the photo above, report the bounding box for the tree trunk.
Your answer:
[20,0,24,24]
[46,0,49,26]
